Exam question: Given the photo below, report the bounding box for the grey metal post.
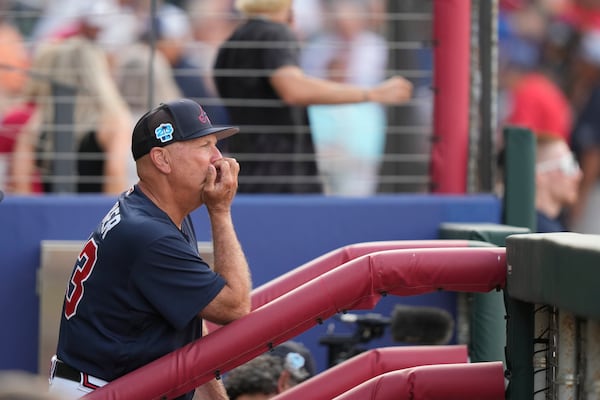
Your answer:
[51,83,77,193]
[476,0,498,192]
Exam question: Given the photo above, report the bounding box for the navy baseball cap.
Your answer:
[131,99,239,160]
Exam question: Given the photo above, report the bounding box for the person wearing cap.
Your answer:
[49,99,251,400]
[224,341,316,400]
[214,0,413,194]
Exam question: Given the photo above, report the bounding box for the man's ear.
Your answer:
[277,370,293,394]
[149,147,171,174]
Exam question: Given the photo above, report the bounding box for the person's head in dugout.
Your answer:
[224,341,316,400]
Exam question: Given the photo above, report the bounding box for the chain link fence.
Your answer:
[0,0,491,195]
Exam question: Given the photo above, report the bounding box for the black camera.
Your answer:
[319,312,390,367]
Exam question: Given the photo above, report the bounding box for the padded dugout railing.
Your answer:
[273,345,469,400]
[84,246,506,399]
[206,239,496,334]
[333,361,505,400]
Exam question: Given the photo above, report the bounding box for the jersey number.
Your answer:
[64,238,98,319]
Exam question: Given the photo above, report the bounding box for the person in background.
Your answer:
[497,3,573,149]
[300,0,389,196]
[0,21,29,115]
[2,43,66,194]
[42,0,120,44]
[113,31,183,187]
[224,341,316,400]
[186,0,239,125]
[0,101,41,193]
[0,20,31,192]
[568,29,600,233]
[10,38,132,194]
[290,0,325,40]
[499,38,572,143]
[535,134,582,232]
[151,2,230,125]
[214,0,412,194]
[113,41,182,123]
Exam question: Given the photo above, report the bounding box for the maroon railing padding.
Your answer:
[84,247,505,400]
[273,345,469,400]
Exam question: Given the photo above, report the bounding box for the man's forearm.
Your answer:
[210,211,251,311]
[193,378,229,400]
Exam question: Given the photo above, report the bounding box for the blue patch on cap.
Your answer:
[285,352,305,371]
[155,123,174,143]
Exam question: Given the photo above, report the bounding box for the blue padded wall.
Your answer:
[0,193,500,374]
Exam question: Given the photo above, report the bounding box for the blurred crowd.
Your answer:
[0,0,598,230]
[0,0,393,196]
[497,0,600,233]
[0,0,239,195]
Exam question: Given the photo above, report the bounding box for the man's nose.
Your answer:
[211,146,223,162]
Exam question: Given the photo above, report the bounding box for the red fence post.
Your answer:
[430,0,470,193]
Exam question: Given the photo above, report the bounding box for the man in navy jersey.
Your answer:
[49,99,251,400]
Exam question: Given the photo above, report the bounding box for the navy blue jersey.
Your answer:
[56,185,226,390]
[571,85,600,160]
[536,210,567,233]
